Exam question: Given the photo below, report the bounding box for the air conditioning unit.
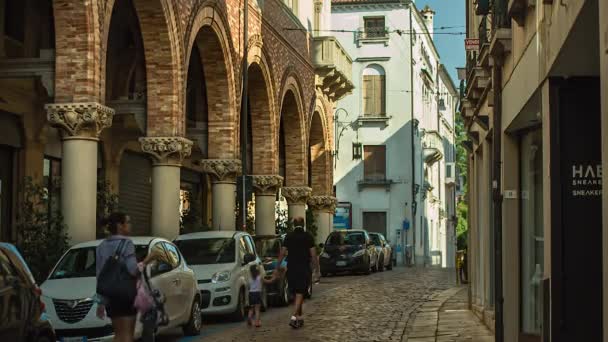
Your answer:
[445,162,456,185]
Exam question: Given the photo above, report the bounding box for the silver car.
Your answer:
[368,233,393,271]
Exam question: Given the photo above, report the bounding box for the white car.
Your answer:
[40,237,202,341]
[174,231,267,321]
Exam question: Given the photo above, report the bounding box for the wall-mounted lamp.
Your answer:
[352,142,362,160]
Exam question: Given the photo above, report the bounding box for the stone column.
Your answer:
[282,187,312,226]
[140,137,193,239]
[308,196,337,245]
[252,175,283,236]
[200,159,242,231]
[45,102,115,244]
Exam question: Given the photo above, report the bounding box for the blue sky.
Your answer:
[416,0,466,83]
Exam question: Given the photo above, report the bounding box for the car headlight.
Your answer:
[211,271,231,283]
[352,250,366,257]
[320,252,330,258]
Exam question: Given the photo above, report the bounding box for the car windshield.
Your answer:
[255,239,281,258]
[370,234,382,246]
[175,238,235,265]
[326,232,366,246]
[50,245,148,280]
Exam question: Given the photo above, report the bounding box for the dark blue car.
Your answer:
[0,243,56,342]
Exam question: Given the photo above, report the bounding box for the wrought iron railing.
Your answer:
[356,27,390,40]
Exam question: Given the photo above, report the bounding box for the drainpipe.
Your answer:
[492,55,504,342]
[409,4,416,265]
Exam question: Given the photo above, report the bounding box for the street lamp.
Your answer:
[333,108,359,168]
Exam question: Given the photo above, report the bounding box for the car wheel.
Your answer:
[321,271,328,277]
[182,297,202,336]
[364,257,372,275]
[230,288,246,322]
[371,255,378,272]
[378,254,385,272]
[387,253,393,270]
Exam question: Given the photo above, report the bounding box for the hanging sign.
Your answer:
[465,38,480,51]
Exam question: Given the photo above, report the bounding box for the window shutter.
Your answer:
[364,146,373,179]
[363,76,372,115]
[379,75,386,115]
[363,146,386,180]
[377,146,386,179]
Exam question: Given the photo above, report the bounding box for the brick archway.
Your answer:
[279,77,307,186]
[53,0,101,102]
[248,61,277,175]
[104,0,146,102]
[131,0,184,137]
[185,5,237,159]
[309,108,331,195]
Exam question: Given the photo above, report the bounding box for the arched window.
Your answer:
[362,64,386,116]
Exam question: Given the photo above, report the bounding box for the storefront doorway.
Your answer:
[550,77,602,341]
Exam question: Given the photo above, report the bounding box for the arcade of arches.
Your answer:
[0,0,341,245]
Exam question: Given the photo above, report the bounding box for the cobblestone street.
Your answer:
[157,267,481,342]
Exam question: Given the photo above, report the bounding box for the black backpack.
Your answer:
[96,239,137,302]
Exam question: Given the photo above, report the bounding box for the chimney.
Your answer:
[420,5,435,39]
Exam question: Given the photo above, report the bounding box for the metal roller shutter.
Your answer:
[119,151,152,235]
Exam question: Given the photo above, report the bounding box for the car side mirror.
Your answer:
[243,253,256,265]
[158,262,171,273]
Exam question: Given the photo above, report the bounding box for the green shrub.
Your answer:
[15,177,69,283]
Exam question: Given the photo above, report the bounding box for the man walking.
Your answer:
[275,217,319,329]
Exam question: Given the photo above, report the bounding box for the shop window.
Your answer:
[520,128,543,336]
[43,157,61,215]
[363,145,386,181]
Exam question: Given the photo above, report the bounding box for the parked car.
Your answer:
[174,231,267,321]
[253,235,289,306]
[0,243,56,342]
[40,237,201,341]
[252,235,314,306]
[319,229,378,276]
[368,232,393,271]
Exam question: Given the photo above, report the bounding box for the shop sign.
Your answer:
[333,202,352,229]
[465,38,479,51]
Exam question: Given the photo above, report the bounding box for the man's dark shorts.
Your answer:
[287,268,310,294]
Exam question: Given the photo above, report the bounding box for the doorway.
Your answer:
[362,211,387,236]
[550,77,602,341]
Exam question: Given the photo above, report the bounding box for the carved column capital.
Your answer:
[200,159,242,183]
[45,102,114,139]
[139,136,193,166]
[308,196,338,213]
[282,187,313,205]
[252,175,283,195]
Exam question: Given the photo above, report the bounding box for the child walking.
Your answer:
[247,264,275,327]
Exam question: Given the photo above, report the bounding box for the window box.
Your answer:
[357,178,393,192]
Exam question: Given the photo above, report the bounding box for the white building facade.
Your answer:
[331,0,457,267]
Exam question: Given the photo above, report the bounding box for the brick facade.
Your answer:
[49,0,331,188]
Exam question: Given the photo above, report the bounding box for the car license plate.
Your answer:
[61,337,87,342]
[336,261,347,266]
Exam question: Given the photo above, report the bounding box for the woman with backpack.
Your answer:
[95,212,145,342]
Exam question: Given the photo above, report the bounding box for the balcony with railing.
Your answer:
[422,131,444,165]
[312,36,354,101]
[356,27,390,46]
